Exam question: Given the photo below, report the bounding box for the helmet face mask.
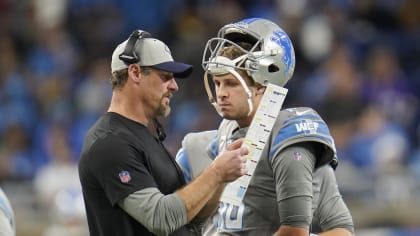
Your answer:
[202,18,296,87]
[203,38,254,76]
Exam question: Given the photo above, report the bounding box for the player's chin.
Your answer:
[221,112,237,120]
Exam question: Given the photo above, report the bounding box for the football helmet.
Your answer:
[202,18,295,116]
[202,17,295,87]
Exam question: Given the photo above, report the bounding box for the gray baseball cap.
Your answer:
[111,38,192,78]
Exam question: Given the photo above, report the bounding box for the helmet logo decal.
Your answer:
[270,30,294,75]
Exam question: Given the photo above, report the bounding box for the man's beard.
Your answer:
[157,100,171,117]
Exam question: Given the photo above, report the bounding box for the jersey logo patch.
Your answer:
[294,152,302,161]
[119,171,131,183]
[295,120,319,133]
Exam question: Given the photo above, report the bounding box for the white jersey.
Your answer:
[176,107,353,235]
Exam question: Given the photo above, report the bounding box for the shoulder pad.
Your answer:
[176,131,218,181]
[271,107,338,168]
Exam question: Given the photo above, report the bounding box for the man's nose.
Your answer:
[217,85,228,99]
[168,78,178,91]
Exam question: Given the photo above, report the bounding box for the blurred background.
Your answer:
[0,0,419,235]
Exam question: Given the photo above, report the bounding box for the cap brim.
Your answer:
[152,62,193,78]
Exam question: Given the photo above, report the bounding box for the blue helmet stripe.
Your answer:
[236,18,262,25]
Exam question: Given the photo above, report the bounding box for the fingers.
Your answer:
[225,138,243,151]
[239,146,248,156]
[240,156,248,175]
[212,145,249,182]
[223,138,249,157]
[236,146,248,176]
[211,138,252,182]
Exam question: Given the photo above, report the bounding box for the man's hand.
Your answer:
[210,138,248,182]
[176,139,248,221]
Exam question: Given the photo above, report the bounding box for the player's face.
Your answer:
[141,68,178,118]
[213,72,255,123]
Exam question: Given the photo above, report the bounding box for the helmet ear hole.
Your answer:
[268,64,279,73]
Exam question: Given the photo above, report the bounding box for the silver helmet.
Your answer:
[202,18,295,116]
[202,18,295,87]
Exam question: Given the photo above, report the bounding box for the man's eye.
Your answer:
[160,74,172,81]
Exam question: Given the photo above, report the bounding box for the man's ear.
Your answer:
[128,64,141,84]
[255,85,266,95]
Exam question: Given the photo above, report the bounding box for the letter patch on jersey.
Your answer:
[295,120,319,134]
[119,170,131,183]
[218,202,245,230]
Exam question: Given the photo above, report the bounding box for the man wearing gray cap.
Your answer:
[78,30,248,236]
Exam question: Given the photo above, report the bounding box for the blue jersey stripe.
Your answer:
[175,148,192,182]
[209,134,219,159]
[270,117,333,158]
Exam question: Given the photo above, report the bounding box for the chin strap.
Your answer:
[230,68,253,116]
[204,71,223,116]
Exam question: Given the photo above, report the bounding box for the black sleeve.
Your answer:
[88,134,157,205]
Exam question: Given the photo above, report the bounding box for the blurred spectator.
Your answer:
[347,105,409,174]
[0,123,34,181]
[362,45,418,130]
[71,58,112,156]
[33,122,86,236]
[0,34,38,136]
